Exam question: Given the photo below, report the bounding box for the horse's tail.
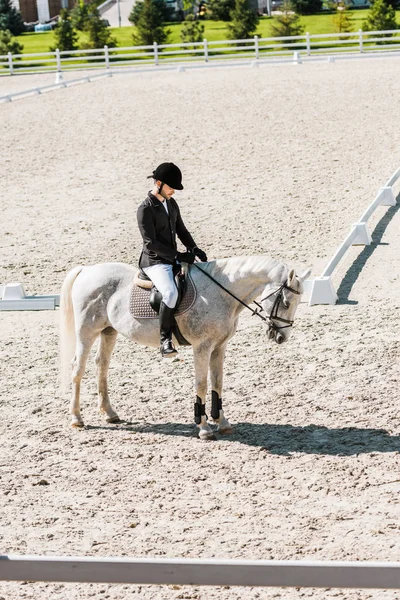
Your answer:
[60,266,84,393]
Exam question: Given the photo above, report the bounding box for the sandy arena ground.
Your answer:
[1,57,400,600]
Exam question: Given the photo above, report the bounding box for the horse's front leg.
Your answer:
[210,344,233,434]
[193,343,214,440]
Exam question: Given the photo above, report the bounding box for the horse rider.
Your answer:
[137,162,208,358]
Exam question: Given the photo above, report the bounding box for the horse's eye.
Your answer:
[283,299,290,309]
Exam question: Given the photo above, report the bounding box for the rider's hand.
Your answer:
[193,247,208,262]
[176,251,195,264]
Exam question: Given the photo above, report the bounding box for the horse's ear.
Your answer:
[298,268,312,282]
[287,269,296,286]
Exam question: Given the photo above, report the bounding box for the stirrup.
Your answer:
[160,339,178,358]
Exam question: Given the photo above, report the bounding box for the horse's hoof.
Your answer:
[198,429,216,441]
[218,425,234,435]
[71,419,84,428]
[106,415,121,424]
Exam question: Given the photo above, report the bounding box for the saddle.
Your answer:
[130,266,197,346]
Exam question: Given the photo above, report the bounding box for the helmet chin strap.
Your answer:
[158,182,170,200]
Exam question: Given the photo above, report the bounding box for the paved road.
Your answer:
[102,0,136,28]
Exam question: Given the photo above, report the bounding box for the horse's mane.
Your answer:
[211,255,288,283]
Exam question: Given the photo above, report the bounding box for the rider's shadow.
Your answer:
[337,195,400,304]
[119,422,400,456]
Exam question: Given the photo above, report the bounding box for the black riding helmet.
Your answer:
[150,162,184,191]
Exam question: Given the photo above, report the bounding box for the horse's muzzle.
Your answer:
[267,325,286,344]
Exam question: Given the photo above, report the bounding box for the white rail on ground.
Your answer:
[1,555,400,588]
[0,282,60,310]
[303,167,400,305]
[1,29,400,77]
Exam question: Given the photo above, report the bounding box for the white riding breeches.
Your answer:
[143,263,179,309]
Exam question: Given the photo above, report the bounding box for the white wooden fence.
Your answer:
[1,555,400,589]
[1,29,400,76]
[304,166,400,305]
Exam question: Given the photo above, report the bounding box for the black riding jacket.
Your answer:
[137,193,197,268]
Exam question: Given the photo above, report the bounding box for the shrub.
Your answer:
[71,0,91,31]
[332,1,353,33]
[132,0,170,45]
[50,9,78,52]
[207,0,235,20]
[81,3,117,49]
[363,0,397,34]
[129,0,172,26]
[0,28,23,54]
[227,0,259,40]
[291,0,322,15]
[270,0,305,38]
[0,0,24,36]
[180,13,204,44]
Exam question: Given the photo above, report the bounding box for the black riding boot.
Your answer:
[159,301,178,358]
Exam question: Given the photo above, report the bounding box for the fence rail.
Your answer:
[1,555,400,589]
[1,29,400,75]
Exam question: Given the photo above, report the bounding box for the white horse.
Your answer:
[60,256,310,440]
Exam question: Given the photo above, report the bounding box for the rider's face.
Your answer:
[156,180,175,200]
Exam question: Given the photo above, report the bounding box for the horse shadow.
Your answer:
[337,195,400,304]
[89,421,400,456]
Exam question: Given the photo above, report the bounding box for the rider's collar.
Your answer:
[148,192,174,206]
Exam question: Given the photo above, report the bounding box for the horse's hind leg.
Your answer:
[95,327,120,423]
[210,344,233,434]
[70,330,98,428]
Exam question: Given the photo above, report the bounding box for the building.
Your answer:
[12,0,74,23]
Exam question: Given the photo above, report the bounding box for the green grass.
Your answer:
[13,10,400,59]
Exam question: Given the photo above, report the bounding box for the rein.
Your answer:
[192,262,300,329]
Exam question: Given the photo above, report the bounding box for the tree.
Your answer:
[132,0,170,45]
[180,0,204,45]
[129,0,172,26]
[207,0,235,20]
[227,0,259,40]
[81,3,117,49]
[0,0,24,36]
[0,28,23,54]
[270,0,304,38]
[291,0,322,15]
[71,0,91,31]
[50,9,78,52]
[363,0,397,34]
[332,1,353,33]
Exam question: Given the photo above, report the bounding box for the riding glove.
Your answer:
[176,251,195,264]
[193,247,208,262]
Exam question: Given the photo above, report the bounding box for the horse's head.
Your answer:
[261,267,311,345]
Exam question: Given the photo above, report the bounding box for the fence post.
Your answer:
[56,48,61,73]
[203,38,208,62]
[7,52,13,75]
[306,32,310,56]
[359,29,363,53]
[153,41,158,65]
[254,35,259,59]
[104,45,109,69]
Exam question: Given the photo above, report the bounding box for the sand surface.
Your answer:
[1,57,400,599]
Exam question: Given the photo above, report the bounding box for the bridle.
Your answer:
[255,282,301,332]
[192,262,301,333]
